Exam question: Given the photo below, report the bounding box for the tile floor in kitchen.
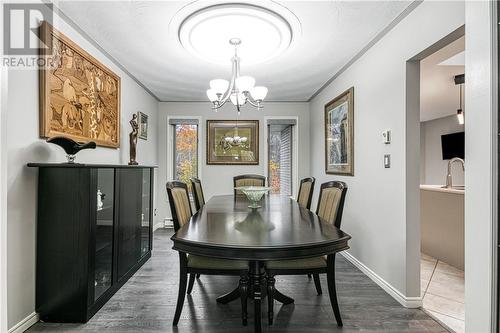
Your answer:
[421,253,465,333]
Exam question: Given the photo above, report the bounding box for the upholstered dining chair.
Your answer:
[190,178,205,211]
[297,177,315,209]
[233,174,266,196]
[264,181,348,326]
[167,181,250,326]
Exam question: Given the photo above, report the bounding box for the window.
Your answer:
[268,120,295,196]
[170,119,199,190]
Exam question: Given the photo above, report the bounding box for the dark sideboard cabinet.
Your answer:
[27,163,156,323]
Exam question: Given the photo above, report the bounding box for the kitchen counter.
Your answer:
[420,184,464,195]
[420,184,464,270]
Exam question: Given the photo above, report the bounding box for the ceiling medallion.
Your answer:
[174,2,301,65]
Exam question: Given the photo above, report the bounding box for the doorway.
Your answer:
[406,26,466,333]
[419,36,465,333]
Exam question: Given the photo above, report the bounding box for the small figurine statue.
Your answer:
[129,114,139,165]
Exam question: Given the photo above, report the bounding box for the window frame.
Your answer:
[167,116,202,185]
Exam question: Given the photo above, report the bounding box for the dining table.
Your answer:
[171,194,351,332]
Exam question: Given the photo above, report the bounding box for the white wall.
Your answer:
[309,0,464,301]
[1,4,9,330]
[6,13,159,330]
[420,115,465,185]
[464,1,497,331]
[157,102,309,221]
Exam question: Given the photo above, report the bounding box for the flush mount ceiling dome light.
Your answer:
[177,3,299,65]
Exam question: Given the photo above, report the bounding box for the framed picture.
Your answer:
[207,120,259,165]
[137,111,148,140]
[39,21,121,148]
[325,87,354,175]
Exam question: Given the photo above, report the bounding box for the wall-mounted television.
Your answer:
[441,131,465,160]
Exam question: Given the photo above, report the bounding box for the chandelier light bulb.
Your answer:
[210,79,229,95]
[235,76,255,92]
[206,89,218,102]
[250,86,268,101]
[230,93,246,106]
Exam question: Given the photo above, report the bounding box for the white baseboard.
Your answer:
[8,312,38,333]
[340,252,422,308]
[153,221,164,232]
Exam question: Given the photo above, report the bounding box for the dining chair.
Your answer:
[297,177,315,210]
[233,174,266,196]
[265,181,348,326]
[190,177,205,211]
[167,181,250,326]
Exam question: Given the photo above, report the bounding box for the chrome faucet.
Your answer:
[445,157,465,188]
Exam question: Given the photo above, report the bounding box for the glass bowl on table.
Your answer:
[235,186,271,209]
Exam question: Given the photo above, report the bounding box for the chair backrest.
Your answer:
[297,177,315,209]
[315,181,348,228]
[190,178,205,211]
[166,181,193,232]
[233,174,266,196]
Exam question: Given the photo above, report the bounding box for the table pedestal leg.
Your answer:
[250,261,263,333]
[216,286,240,304]
[273,288,294,304]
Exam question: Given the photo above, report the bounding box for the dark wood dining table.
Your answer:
[171,194,351,332]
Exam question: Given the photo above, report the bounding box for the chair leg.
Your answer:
[326,254,343,326]
[173,253,188,326]
[313,273,323,295]
[307,274,312,279]
[267,276,275,325]
[187,273,196,294]
[196,274,201,279]
[240,275,248,326]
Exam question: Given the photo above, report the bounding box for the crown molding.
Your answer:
[47,2,161,102]
[308,0,423,102]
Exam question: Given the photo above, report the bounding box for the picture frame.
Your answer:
[39,21,121,148]
[324,87,354,176]
[137,111,148,140]
[206,120,259,165]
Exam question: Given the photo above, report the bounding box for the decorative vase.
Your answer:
[235,186,271,209]
[46,136,96,163]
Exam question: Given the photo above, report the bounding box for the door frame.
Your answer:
[263,116,299,198]
[0,44,8,332]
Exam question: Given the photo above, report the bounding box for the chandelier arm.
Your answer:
[243,92,262,109]
[217,55,239,107]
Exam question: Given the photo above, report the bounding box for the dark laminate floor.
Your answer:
[29,229,448,333]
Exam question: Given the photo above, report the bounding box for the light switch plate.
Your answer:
[384,154,391,168]
[382,130,391,144]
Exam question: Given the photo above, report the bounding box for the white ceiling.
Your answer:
[420,36,465,122]
[57,1,412,102]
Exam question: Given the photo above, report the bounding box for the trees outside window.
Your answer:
[173,124,198,190]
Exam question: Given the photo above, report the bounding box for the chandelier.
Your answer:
[206,38,268,113]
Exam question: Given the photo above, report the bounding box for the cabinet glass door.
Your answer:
[95,169,114,300]
[141,169,151,257]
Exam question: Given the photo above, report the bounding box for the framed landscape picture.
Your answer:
[39,21,121,148]
[325,87,354,175]
[138,111,148,140]
[207,120,259,165]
